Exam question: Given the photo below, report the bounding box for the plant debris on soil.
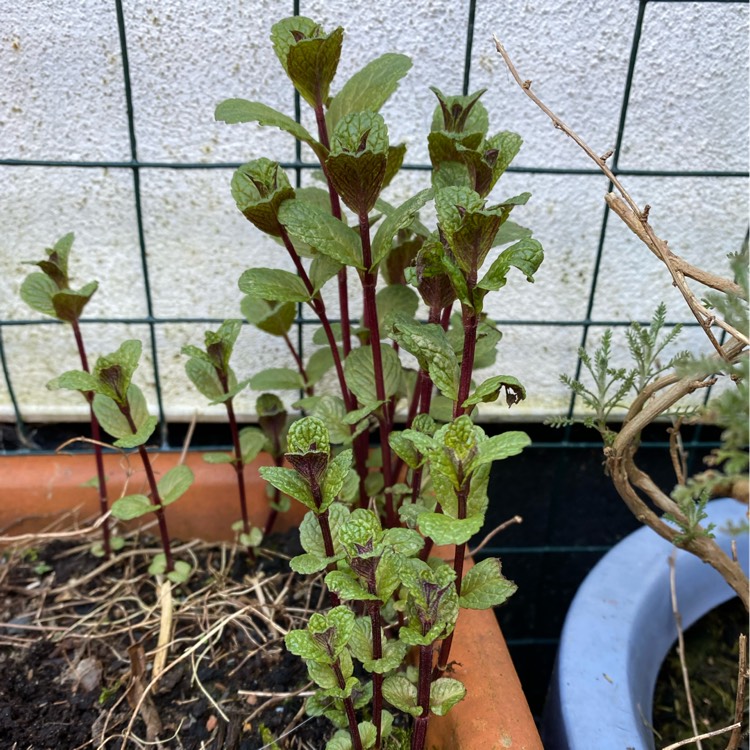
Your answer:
[652,596,749,750]
[0,526,331,749]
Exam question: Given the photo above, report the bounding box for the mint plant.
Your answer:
[48,339,193,583]
[216,15,543,749]
[20,233,116,559]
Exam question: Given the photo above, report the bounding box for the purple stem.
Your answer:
[71,320,111,558]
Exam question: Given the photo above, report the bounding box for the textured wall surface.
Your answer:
[1,0,747,425]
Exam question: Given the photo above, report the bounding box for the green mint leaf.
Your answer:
[304,394,351,445]
[430,87,488,136]
[326,112,389,213]
[478,238,544,292]
[111,494,154,521]
[290,552,330,575]
[185,357,224,401]
[390,314,459,400]
[166,560,192,584]
[376,285,419,334]
[382,143,407,190]
[216,100,326,162]
[322,449,353,508]
[370,188,433,269]
[325,570,378,602]
[305,347,336,386]
[310,253,343,293]
[341,400,383,425]
[238,268,310,303]
[287,416,331,455]
[208,375,250,405]
[429,678,466,716]
[458,557,517,610]
[270,18,344,108]
[241,295,296,337]
[344,344,402,404]
[148,553,167,576]
[91,383,149,440]
[230,158,297,237]
[388,431,423,470]
[492,219,532,247]
[488,130,523,181]
[417,512,483,545]
[157,465,194,506]
[93,339,142,405]
[327,52,412,130]
[202,452,234,464]
[472,430,531,467]
[113,415,158,449]
[20,272,58,317]
[239,426,266,463]
[278,199,364,269]
[250,367,305,391]
[299,503,349,559]
[239,527,264,548]
[463,375,527,408]
[259,465,316,510]
[50,281,98,322]
[382,675,420,717]
[47,370,101,396]
[313,323,343,346]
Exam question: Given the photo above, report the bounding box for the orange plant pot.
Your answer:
[0,451,542,750]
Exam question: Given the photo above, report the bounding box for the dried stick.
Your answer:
[661,722,741,750]
[726,633,748,750]
[492,36,748,355]
[668,553,702,749]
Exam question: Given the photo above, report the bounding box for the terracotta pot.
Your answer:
[0,451,542,750]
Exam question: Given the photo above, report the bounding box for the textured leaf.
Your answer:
[93,340,142,404]
[250,367,305,391]
[463,375,526,408]
[459,557,517,610]
[417,512,483,545]
[239,427,266,463]
[111,494,154,521]
[390,315,459,400]
[92,384,149,440]
[240,527,264,548]
[473,431,531,467]
[290,552,329,575]
[20,272,57,317]
[259,466,315,509]
[344,345,402,404]
[299,503,349,558]
[241,295,296,337]
[287,416,330,454]
[492,219,532,247]
[215,100,326,161]
[230,158,297,236]
[370,189,433,268]
[478,238,544,292]
[327,53,412,129]
[238,268,310,303]
[310,253,343,292]
[382,675,420,717]
[157,465,194,506]
[322,449,353,507]
[47,370,101,395]
[429,678,466,716]
[305,347,335,386]
[113,416,157,449]
[376,285,419,332]
[325,571,377,601]
[279,199,363,268]
[185,357,224,401]
[326,112,389,214]
[51,282,98,322]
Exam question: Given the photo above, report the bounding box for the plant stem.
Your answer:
[411,642,434,750]
[368,602,384,749]
[263,452,283,538]
[314,101,352,357]
[279,226,370,511]
[120,406,174,572]
[358,209,396,526]
[282,332,312,395]
[332,660,363,750]
[454,301,478,419]
[434,484,469,675]
[71,320,112,558]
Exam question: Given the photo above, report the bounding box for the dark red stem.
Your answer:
[314,102,351,358]
[411,642,434,750]
[453,301,478,419]
[332,660,364,750]
[282,332,312,395]
[71,321,112,558]
[368,601,385,748]
[121,406,174,572]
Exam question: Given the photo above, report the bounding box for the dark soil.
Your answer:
[0,530,330,749]
[652,597,749,749]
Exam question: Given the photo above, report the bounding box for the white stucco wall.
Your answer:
[1,0,747,425]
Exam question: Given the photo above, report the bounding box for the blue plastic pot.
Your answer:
[543,498,749,750]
